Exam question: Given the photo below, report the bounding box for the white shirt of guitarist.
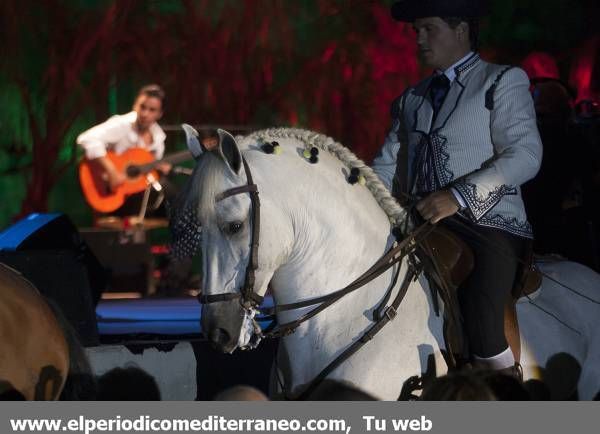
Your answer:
[76,111,166,160]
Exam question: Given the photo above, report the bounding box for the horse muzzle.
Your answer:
[201,301,246,353]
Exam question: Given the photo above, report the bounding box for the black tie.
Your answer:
[413,74,451,195]
[430,74,450,116]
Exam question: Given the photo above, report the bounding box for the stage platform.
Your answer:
[96,295,274,340]
[89,295,277,400]
[96,296,203,339]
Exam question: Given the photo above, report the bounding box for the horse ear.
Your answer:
[216,129,242,175]
[181,124,205,160]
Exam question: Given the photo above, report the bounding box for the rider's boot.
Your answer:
[497,362,523,382]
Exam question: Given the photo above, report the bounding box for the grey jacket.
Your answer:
[373,53,542,238]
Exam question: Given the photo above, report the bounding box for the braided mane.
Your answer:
[245,127,407,227]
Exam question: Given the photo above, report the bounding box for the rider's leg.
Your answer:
[441,217,526,373]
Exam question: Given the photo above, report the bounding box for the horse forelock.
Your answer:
[187,151,237,223]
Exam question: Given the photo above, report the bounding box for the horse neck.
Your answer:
[258,148,394,313]
[244,141,432,397]
[270,182,408,394]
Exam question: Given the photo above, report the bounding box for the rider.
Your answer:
[372,0,542,376]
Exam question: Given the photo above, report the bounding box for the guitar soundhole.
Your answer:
[126,165,141,178]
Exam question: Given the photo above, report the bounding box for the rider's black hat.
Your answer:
[390,0,490,22]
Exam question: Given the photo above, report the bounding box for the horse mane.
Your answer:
[245,127,407,227]
[174,127,407,233]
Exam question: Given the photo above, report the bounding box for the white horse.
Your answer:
[175,126,600,400]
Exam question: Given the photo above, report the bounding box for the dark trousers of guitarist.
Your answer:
[440,216,527,368]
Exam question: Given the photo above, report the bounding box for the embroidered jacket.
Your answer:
[373,53,542,238]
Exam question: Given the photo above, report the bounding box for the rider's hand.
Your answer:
[416,190,460,224]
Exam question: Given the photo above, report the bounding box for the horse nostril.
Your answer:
[208,328,231,347]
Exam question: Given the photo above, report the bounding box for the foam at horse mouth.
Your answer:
[237,308,262,350]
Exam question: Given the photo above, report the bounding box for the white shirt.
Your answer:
[437,51,475,82]
[76,111,166,160]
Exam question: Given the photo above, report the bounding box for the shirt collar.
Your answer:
[127,111,165,145]
[435,51,475,82]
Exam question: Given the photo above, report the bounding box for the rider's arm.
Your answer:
[451,67,543,221]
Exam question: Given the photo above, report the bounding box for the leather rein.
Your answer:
[197,156,434,399]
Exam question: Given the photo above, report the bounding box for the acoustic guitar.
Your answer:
[79,148,191,213]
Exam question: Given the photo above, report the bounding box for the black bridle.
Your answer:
[198,157,264,308]
[197,155,436,399]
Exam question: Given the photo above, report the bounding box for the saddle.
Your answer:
[506,242,543,362]
[415,225,542,368]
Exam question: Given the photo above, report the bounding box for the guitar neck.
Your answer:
[137,150,192,173]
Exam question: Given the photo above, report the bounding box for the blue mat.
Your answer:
[96,296,274,336]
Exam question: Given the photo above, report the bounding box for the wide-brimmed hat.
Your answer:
[391,0,490,22]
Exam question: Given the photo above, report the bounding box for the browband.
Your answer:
[215,184,258,202]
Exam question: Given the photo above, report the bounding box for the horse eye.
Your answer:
[228,222,243,234]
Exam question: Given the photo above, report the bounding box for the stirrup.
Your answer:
[498,362,523,382]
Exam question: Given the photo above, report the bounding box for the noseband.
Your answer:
[198,157,264,308]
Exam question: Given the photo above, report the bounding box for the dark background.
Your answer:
[0,0,598,229]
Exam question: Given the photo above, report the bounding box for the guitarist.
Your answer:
[77,84,172,216]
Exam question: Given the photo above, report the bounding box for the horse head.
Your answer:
[178,126,285,353]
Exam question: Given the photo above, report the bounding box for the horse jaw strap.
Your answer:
[198,156,263,309]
